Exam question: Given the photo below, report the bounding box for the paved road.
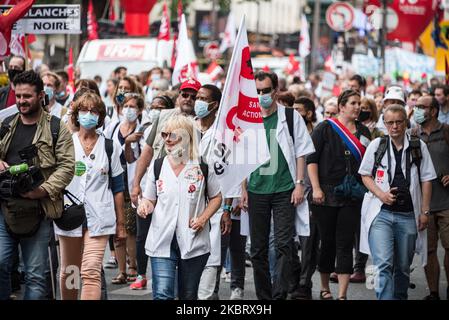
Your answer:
[103,246,447,300]
[11,244,447,300]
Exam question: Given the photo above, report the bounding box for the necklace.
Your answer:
[79,135,98,155]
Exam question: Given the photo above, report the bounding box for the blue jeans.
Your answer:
[150,236,209,300]
[368,209,417,300]
[0,208,52,300]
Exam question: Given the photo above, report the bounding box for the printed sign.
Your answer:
[0,5,81,34]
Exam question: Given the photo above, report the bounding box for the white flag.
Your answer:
[172,14,198,86]
[299,14,310,58]
[210,16,270,195]
[220,13,236,53]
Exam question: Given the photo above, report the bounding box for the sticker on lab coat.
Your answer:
[75,161,87,176]
[184,167,203,184]
[376,169,385,184]
[156,180,164,194]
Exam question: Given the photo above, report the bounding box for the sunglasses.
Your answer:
[181,92,197,100]
[256,87,272,95]
[161,131,179,141]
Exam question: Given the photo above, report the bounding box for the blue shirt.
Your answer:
[438,108,449,125]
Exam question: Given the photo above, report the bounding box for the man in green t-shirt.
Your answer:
[241,71,315,300]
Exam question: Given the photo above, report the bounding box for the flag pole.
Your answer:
[24,35,29,70]
[192,15,246,220]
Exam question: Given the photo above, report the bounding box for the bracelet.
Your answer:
[223,204,233,212]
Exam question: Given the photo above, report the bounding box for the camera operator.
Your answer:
[358,105,436,300]
[0,70,75,300]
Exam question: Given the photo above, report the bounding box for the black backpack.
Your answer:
[285,107,295,143]
[153,156,209,200]
[371,134,422,184]
[104,138,114,189]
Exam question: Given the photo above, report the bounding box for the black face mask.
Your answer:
[301,114,309,123]
[8,69,23,83]
[358,110,371,122]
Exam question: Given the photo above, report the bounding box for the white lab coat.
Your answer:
[49,102,65,119]
[358,133,437,266]
[273,104,315,236]
[143,158,221,259]
[200,127,222,267]
[103,119,141,193]
[54,134,123,237]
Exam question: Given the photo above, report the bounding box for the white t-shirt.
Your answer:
[54,133,123,237]
[143,158,221,259]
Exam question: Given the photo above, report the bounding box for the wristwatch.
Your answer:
[423,210,431,216]
[295,179,305,186]
[223,204,233,213]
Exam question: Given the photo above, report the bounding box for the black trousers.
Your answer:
[312,203,361,274]
[136,214,152,275]
[298,214,320,289]
[248,190,295,300]
[215,219,247,293]
[354,216,369,273]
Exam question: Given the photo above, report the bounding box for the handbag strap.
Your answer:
[63,190,82,205]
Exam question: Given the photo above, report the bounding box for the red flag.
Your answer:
[285,53,300,75]
[0,0,34,60]
[87,0,99,40]
[67,47,75,92]
[158,2,170,41]
[108,0,116,21]
[446,55,449,86]
[171,0,183,67]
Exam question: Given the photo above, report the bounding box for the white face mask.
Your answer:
[148,109,161,123]
[123,107,138,122]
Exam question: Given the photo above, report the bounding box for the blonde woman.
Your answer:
[138,115,222,300]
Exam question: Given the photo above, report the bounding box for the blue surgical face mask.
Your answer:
[78,112,99,129]
[258,93,273,109]
[151,73,161,81]
[194,100,212,119]
[413,107,427,124]
[115,91,126,105]
[44,86,54,101]
[148,108,161,123]
[56,91,65,99]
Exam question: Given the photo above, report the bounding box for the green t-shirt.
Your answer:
[247,111,294,194]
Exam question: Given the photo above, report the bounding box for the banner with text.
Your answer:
[0,5,81,34]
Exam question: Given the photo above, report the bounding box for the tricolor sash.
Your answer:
[327,118,366,162]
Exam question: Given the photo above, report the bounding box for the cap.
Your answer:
[383,86,405,104]
[180,78,201,92]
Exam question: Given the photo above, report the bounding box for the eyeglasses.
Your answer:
[256,87,272,95]
[161,131,179,141]
[79,108,100,115]
[181,92,197,100]
[384,119,406,127]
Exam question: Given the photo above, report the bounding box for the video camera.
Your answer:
[0,145,44,200]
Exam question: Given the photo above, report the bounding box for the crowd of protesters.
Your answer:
[0,54,449,301]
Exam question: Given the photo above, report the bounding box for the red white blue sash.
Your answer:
[327,118,366,162]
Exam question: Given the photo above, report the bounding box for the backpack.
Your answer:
[104,138,114,189]
[0,114,60,153]
[285,107,295,143]
[371,134,422,185]
[153,156,209,200]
